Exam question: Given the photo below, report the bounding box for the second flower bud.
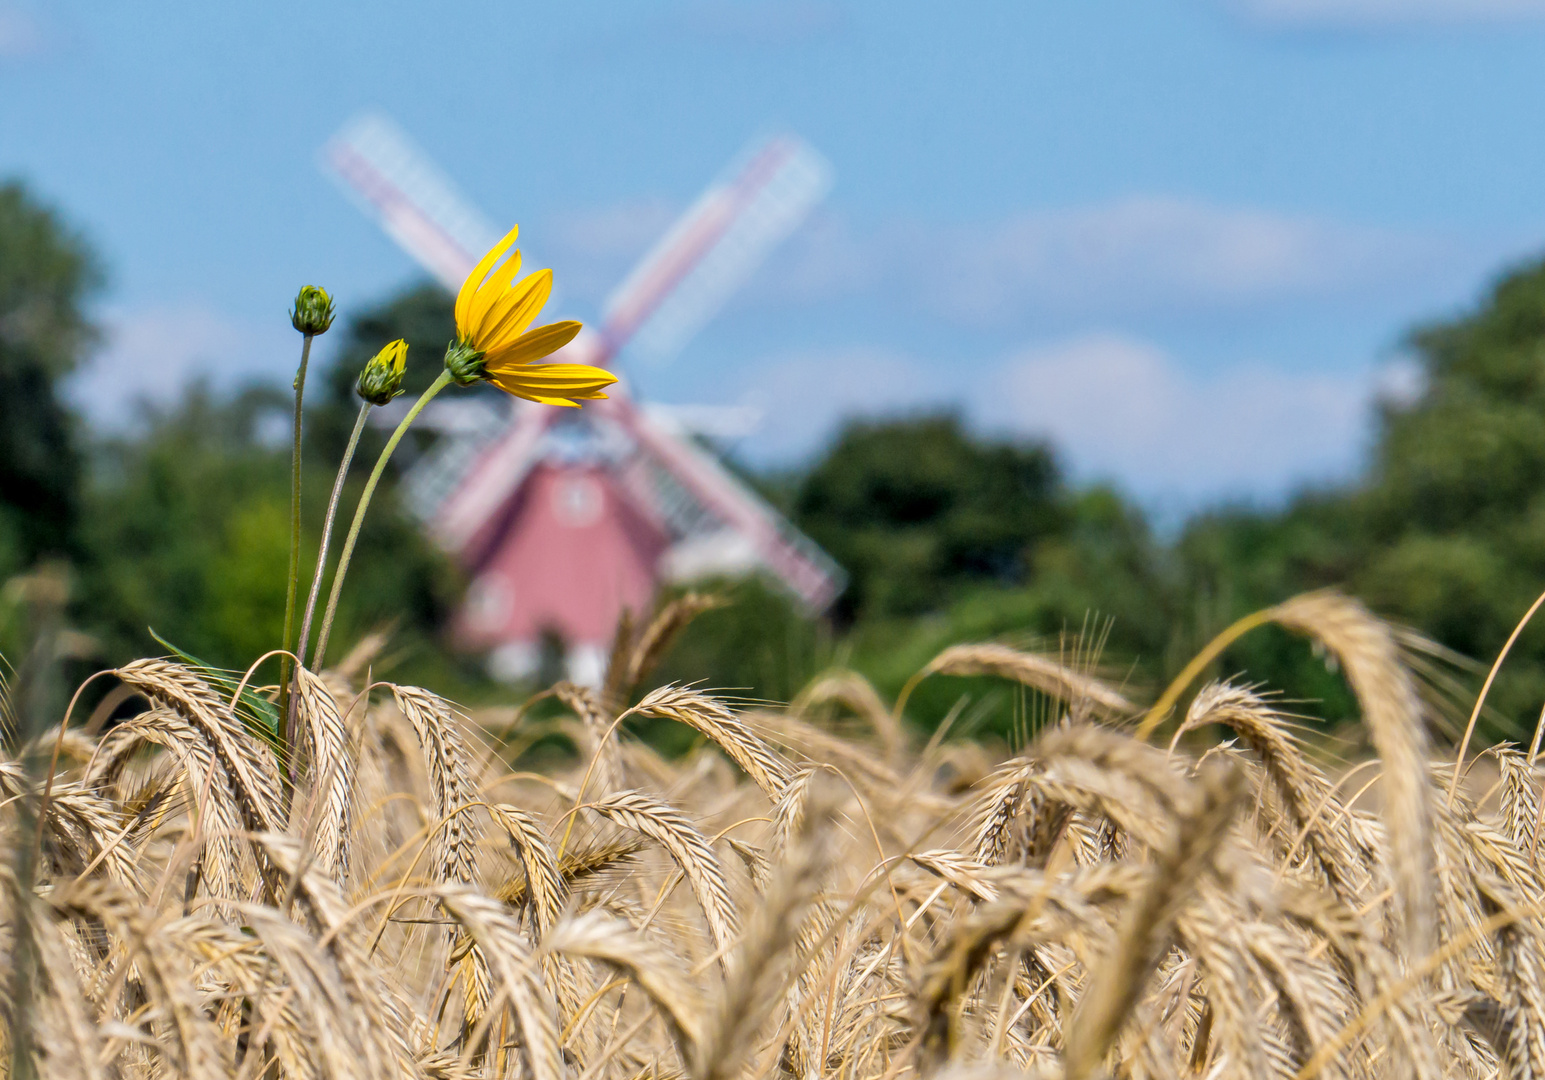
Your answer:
[356,339,409,405]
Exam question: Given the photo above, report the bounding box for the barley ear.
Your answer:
[693,779,837,1080]
[1272,590,1436,955]
[1064,759,1245,1080]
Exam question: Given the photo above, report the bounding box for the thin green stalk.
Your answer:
[312,370,453,670]
[277,400,371,812]
[296,401,372,667]
[277,332,313,771]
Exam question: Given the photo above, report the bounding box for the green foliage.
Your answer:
[1175,256,1545,738]
[776,261,1545,740]
[657,423,1186,740]
[76,384,471,690]
[793,414,1065,620]
[836,486,1181,739]
[77,386,289,666]
[1350,258,1545,731]
[647,578,832,706]
[148,629,281,748]
[15,169,1545,751]
[0,181,101,574]
[320,282,457,407]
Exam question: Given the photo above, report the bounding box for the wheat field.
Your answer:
[4,587,1545,1080]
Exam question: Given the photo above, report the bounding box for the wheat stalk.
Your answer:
[923,643,1137,719]
[626,686,792,798]
[1274,591,1437,957]
[588,790,740,967]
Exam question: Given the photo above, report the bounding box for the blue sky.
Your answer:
[7,0,1545,514]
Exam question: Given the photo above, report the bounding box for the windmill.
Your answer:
[323,114,844,685]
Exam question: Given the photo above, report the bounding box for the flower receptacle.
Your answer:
[443,338,487,386]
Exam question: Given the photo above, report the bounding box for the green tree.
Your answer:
[1352,258,1545,732]
[838,483,1180,737]
[78,383,473,691]
[647,416,1179,737]
[793,414,1067,620]
[1172,255,1545,738]
[0,181,101,575]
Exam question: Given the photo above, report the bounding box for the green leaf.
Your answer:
[148,628,281,749]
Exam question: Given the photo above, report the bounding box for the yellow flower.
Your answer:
[448,225,616,408]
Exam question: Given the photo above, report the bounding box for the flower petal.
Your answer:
[474,269,552,351]
[487,362,617,407]
[482,321,584,370]
[465,248,524,336]
[456,224,519,332]
[494,363,617,391]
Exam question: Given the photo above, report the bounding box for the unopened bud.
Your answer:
[356,339,409,405]
[443,338,486,386]
[290,285,336,335]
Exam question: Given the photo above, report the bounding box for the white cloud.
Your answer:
[728,333,1379,506]
[67,305,297,426]
[547,194,1449,331]
[924,198,1436,323]
[1229,0,1545,27]
[981,333,1371,501]
[753,197,1446,326]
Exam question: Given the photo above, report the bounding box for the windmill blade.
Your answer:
[601,134,832,364]
[643,402,762,440]
[429,384,843,612]
[321,113,502,291]
[606,394,844,611]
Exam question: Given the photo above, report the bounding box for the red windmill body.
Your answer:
[325,116,844,684]
[455,458,668,684]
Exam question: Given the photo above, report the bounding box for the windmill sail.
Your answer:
[322,116,845,682]
[602,136,832,362]
[321,113,498,291]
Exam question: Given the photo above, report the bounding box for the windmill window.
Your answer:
[554,476,605,528]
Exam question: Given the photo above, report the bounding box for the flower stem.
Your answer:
[312,370,453,670]
[277,332,313,768]
[296,401,372,667]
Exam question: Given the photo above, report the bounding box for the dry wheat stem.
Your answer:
[1450,583,1545,806]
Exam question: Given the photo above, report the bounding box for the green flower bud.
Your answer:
[356,339,409,406]
[290,285,336,335]
[444,337,486,386]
